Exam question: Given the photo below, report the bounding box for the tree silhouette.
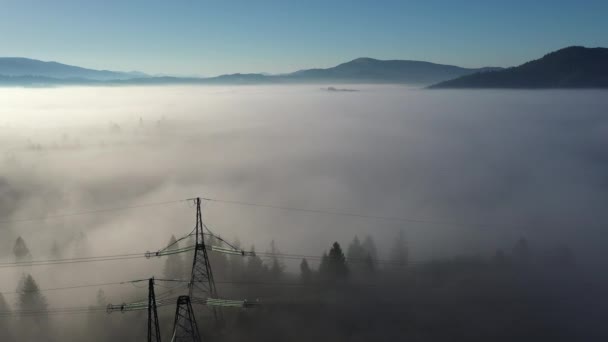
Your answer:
[347,236,367,262]
[245,245,266,281]
[268,240,284,280]
[319,252,329,277]
[300,258,312,283]
[320,242,348,280]
[0,292,13,340]
[13,236,31,261]
[347,236,372,274]
[17,274,47,312]
[362,235,378,262]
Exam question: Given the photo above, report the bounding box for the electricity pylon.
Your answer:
[107,278,162,342]
[189,197,218,301]
[171,296,201,342]
[148,278,162,342]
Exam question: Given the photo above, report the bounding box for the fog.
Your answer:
[1,85,608,340]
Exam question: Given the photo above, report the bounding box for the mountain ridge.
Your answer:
[4,47,607,88]
[0,57,147,81]
[0,56,500,86]
[285,57,501,84]
[430,46,608,88]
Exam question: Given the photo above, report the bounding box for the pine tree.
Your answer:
[13,236,31,261]
[319,252,329,277]
[362,235,378,262]
[268,240,284,280]
[17,274,48,312]
[347,236,367,262]
[300,258,312,283]
[245,245,266,281]
[320,242,348,280]
[0,293,13,340]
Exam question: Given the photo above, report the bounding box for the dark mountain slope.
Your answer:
[430,47,608,88]
[285,57,500,85]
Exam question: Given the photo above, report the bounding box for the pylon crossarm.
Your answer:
[106,298,176,313]
[146,245,196,258]
[206,298,247,308]
[209,245,254,256]
[189,296,256,308]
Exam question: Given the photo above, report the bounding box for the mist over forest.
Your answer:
[1,85,608,340]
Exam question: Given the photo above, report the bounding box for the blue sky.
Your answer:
[1,0,607,76]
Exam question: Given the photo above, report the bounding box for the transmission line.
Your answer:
[0,253,148,269]
[0,194,533,231]
[0,198,187,225]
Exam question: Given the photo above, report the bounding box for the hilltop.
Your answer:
[430,47,608,88]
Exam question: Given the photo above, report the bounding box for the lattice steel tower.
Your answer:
[148,278,161,342]
[188,197,218,301]
[171,296,201,342]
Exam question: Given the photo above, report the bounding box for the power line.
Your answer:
[0,244,410,272]
[0,252,148,269]
[197,196,526,230]
[0,304,177,319]
[1,194,529,231]
[0,198,187,225]
[0,280,134,296]
[0,193,544,236]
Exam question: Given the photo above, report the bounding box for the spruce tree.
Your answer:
[245,245,266,281]
[300,258,312,283]
[362,235,378,262]
[13,236,31,261]
[0,293,13,340]
[320,242,348,280]
[268,240,284,280]
[17,274,48,312]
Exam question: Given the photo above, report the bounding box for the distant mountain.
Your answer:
[0,56,501,86]
[430,47,608,89]
[119,59,495,86]
[282,57,500,85]
[0,57,147,81]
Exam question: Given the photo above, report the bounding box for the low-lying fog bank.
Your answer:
[1,85,607,340]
